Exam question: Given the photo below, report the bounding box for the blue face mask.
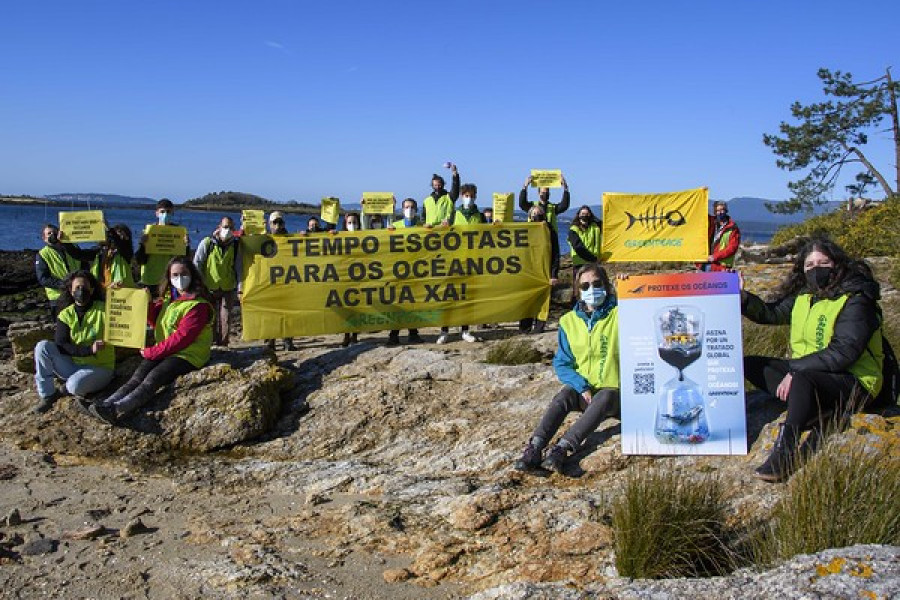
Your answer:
[580,286,607,307]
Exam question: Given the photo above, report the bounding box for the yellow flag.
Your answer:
[59,210,106,243]
[601,187,709,262]
[530,169,562,188]
[240,224,551,338]
[144,225,187,255]
[361,193,395,215]
[321,197,341,224]
[492,193,514,222]
[104,287,149,349]
[241,210,266,235]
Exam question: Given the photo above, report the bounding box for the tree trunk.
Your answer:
[843,143,896,198]
[886,68,900,197]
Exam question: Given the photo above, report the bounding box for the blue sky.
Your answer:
[1,0,896,205]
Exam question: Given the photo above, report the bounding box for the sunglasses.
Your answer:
[579,281,604,291]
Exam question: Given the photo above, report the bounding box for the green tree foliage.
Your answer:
[763,67,900,214]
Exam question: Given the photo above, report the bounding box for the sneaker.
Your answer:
[407,332,424,344]
[461,331,480,343]
[514,442,544,471]
[531,321,546,334]
[33,391,61,414]
[341,333,352,347]
[541,444,568,473]
[436,334,449,345]
[386,334,400,347]
[87,402,119,426]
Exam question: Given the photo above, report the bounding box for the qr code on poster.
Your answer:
[633,373,655,394]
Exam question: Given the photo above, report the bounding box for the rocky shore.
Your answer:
[1,247,898,598]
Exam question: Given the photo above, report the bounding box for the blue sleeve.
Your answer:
[553,325,590,393]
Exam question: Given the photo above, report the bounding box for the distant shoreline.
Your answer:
[0,197,321,214]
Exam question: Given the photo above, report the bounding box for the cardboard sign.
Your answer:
[530,169,562,188]
[617,272,747,456]
[58,210,106,243]
[321,197,341,224]
[104,286,150,349]
[242,210,266,235]
[144,225,187,255]
[492,193,514,223]
[361,193,395,215]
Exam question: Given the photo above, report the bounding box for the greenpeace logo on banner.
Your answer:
[601,187,708,262]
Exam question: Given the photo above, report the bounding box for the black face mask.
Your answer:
[47,233,58,245]
[805,266,833,291]
[717,212,729,222]
[72,288,89,305]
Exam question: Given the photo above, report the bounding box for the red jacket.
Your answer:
[705,216,740,271]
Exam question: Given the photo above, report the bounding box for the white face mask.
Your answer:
[370,221,382,230]
[346,222,358,232]
[170,275,191,291]
[580,286,607,307]
[403,207,415,220]
[219,227,232,241]
[158,212,171,225]
[462,196,474,209]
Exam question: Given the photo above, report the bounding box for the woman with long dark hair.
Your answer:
[33,270,115,412]
[742,236,885,482]
[85,257,213,425]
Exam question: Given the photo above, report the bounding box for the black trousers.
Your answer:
[106,356,196,416]
[744,356,870,429]
[532,386,620,449]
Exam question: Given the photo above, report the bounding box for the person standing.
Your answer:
[35,224,83,318]
[91,224,135,289]
[567,205,603,290]
[33,271,116,413]
[264,211,297,351]
[518,172,570,233]
[193,216,242,347]
[515,264,619,473]
[386,198,424,346]
[519,205,559,334]
[422,164,460,227]
[700,200,740,271]
[135,199,191,295]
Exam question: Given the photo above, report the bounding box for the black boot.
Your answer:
[514,437,546,471]
[754,424,800,483]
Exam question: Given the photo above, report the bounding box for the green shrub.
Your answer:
[742,320,790,360]
[612,468,735,578]
[483,339,543,365]
[753,441,900,565]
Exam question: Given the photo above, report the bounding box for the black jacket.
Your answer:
[742,273,880,373]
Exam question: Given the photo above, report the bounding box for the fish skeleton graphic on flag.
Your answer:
[601,187,709,262]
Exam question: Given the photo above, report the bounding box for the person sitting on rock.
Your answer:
[741,236,885,482]
[515,263,619,474]
[33,270,115,413]
[85,257,213,425]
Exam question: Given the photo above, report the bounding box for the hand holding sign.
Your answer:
[104,287,150,349]
[530,170,563,188]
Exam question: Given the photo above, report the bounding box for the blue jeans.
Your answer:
[34,340,114,399]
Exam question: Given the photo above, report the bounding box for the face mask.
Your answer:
[805,266,833,291]
[370,220,382,229]
[170,275,191,291]
[346,222,358,232]
[462,196,473,209]
[717,213,729,222]
[72,288,89,305]
[219,227,233,241]
[403,208,415,220]
[579,215,590,223]
[580,286,607,307]
[530,214,545,222]
[158,212,171,225]
[539,194,550,203]
[47,233,58,245]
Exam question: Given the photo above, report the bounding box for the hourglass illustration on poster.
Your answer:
[653,305,710,444]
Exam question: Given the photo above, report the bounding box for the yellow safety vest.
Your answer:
[38,245,80,300]
[155,296,213,368]
[570,223,603,267]
[57,301,115,370]
[559,307,620,390]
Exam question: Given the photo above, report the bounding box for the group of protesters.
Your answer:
[31,166,892,486]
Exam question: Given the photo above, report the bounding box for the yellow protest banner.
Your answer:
[144,225,187,255]
[601,187,709,262]
[240,223,551,338]
[492,193,514,223]
[59,210,106,243]
[530,169,562,188]
[361,193,395,215]
[242,210,266,235]
[321,197,341,224]
[104,286,149,349]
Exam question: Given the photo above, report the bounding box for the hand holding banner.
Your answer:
[321,197,341,224]
[242,210,266,235]
[361,193,395,216]
[492,193,514,223]
[530,170,562,188]
[59,210,106,243]
[144,225,187,255]
[104,286,150,349]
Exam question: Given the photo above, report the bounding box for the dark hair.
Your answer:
[460,183,477,197]
[575,263,612,294]
[57,270,103,312]
[713,200,727,211]
[431,174,445,188]
[157,256,210,301]
[776,235,873,300]
[43,223,58,232]
[157,198,174,210]
[402,197,417,209]
[575,205,597,223]
[107,224,134,261]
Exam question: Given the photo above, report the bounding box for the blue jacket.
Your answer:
[552,298,617,393]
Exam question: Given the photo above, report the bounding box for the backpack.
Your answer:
[871,335,900,409]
